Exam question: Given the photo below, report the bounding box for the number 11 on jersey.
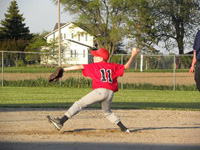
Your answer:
[100,69,113,83]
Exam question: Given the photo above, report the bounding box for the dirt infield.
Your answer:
[0,108,199,150]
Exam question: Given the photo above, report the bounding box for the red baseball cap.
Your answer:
[90,48,109,61]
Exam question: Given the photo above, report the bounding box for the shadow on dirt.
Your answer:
[130,126,200,132]
[60,126,200,133]
[0,142,199,150]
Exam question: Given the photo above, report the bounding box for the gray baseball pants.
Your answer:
[65,88,120,124]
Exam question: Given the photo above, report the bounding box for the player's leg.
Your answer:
[47,89,109,130]
[101,90,119,123]
[195,61,200,92]
[65,88,109,118]
[101,90,130,132]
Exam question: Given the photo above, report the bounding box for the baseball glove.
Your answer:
[49,67,64,82]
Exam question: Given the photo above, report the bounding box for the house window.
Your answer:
[71,33,74,39]
[53,33,55,40]
[78,34,80,41]
[83,50,85,58]
[64,33,66,39]
[85,33,88,41]
[74,50,77,57]
[70,50,73,57]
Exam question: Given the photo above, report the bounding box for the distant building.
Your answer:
[41,22,94,66]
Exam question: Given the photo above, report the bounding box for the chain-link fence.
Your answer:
[0,51,195,90]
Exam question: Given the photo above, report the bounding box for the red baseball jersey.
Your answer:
[82,61,125,92]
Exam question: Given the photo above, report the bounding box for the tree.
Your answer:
[0,0,33,66]
[126,0,159,54]
[54,0,199,55]
[127,0,200,54]
[157,0,200,54]
[0,0,33,41]
[26,31,49,52]
[25,31,49,65]
[0,39,28,66]
[54,0,129,61]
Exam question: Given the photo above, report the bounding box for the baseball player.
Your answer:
[47,47,139,132]
[190,30,200,92]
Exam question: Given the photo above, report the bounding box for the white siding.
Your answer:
[43,22,94,65]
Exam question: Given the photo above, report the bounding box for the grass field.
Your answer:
[0,87,199,110]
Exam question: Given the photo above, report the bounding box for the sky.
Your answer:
[0,0,75,33]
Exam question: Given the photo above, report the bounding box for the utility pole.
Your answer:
[58,0,61,67]
[58,0,62,86]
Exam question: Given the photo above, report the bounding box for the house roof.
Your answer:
[44,21,100,39]
[53,23,66,31]
[44,22,94,39]
[44,22,71,38]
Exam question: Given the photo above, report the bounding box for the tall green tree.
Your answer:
[127,0,200,54]
[126,0,158,54]
[0,0,32,41]
[54,0,129,60]
[0,0,33,66]
[157,0,200,54]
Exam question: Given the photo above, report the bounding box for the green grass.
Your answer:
[2,67,55,73]
[0,87,199,110]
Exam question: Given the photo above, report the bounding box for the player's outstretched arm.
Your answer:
[63,65,84,72]
[49,65,84,83]
[124,47,139,70]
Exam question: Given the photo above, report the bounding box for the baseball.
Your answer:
[132,47,138,52]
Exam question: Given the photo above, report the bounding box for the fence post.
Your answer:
[121,54,123,90]
[1,51,4,87]
[140,55,143,72]
[173,55,176,91]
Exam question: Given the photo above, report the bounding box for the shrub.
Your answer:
[0,77,197,91]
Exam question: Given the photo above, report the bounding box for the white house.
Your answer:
[42,22,94,66]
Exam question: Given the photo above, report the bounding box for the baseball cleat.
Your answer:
[121,128,130,133]
[47,115,63,131]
